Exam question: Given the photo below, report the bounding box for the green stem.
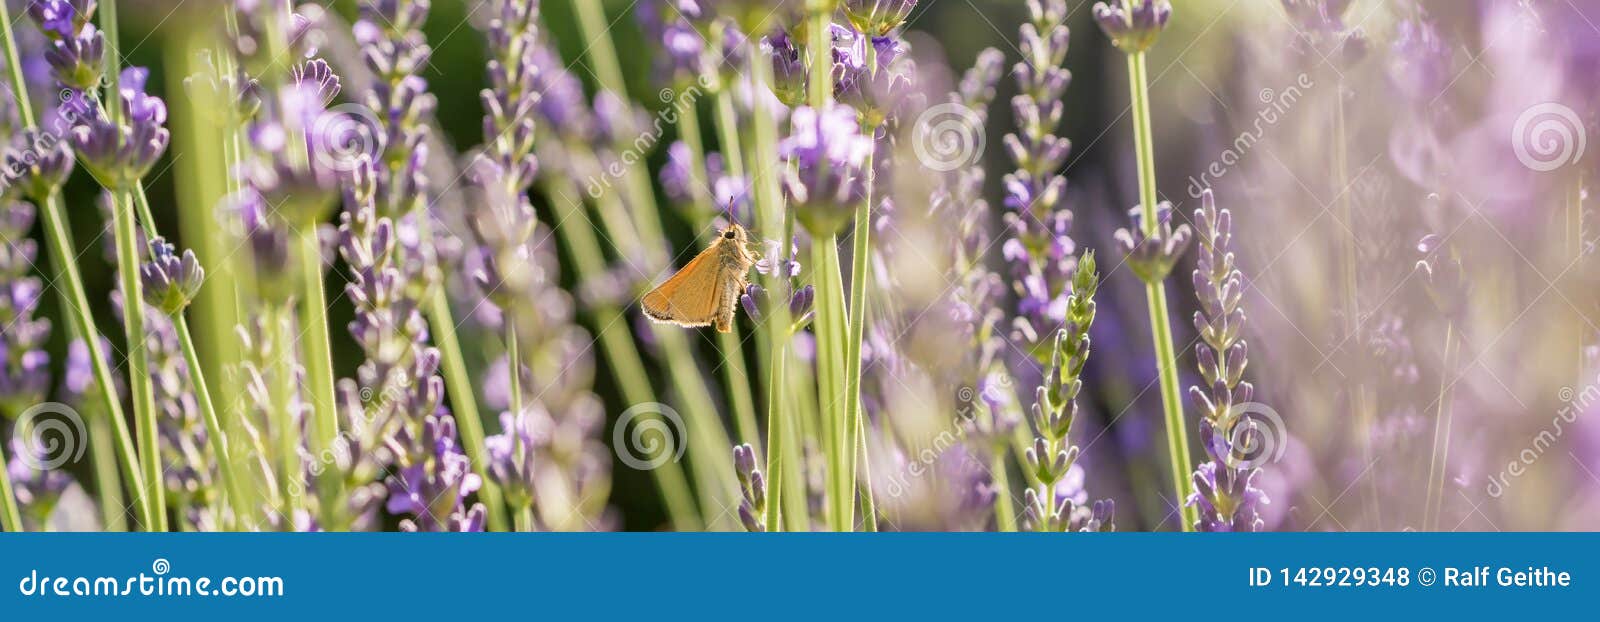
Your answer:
[842,150,875,532]
[176,315,251,528]
[990,448,1016,532]
[427,287,505,531]
[167,37,244,517]
[812,236,850,530]
[0,432,21,531]
[856,414,876,532]
[1127,51,1195,531]
[88,413,128,531]
[295,227,342,527]
[111,188,166,531]
[1,0,152,531]
[1425,322,1456,531]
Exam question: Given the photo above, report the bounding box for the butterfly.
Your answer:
[642,223,759,333]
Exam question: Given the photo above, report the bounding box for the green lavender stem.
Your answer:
[812,237,851,530]
[427,287,506,531]
[295,227,343,526]
[1126,50,1194,531]
[175,315,252,528]
[0,437,21,530]
[110,189,167,531]
[842,150,875,531]
[1,0,152,531]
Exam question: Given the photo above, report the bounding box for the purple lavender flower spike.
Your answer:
[139,237,205,316]
[1113,201,1191,284]
[26,1,94,40]
[1183,190,1271,532]
[832,28,913,127]
[0,201,51,414]
[782,104,873,236]
[244,59,347,225]
[385,413,487,532]
[1020,253,1113,532]
[69,67,171,189]
[230,189,296,300]
[1001,0,1078,361]
[1188,419,1269,532]
[1092,0,1171,54]
[762,28,806,107]
[39,20,103,91]
[732,443,767,532]
[4,128,76,200]
[7,437,75,527]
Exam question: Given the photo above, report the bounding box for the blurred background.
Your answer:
[9,0,1600,531]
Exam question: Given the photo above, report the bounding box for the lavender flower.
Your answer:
[32,3,103,91]
[69,67,170,189]
[0,200,50,414]
[1113,201,1191,284]
[832,27,914,128]
[6,437,74,526]
[1091,0,1171,54]
[1189,420,1269,532]
[1184,190,1269,532]
[1020,252,1112,532]
[231,189,296,300]
[385,413,487,532]
[355,0,436,221]
[782,104,872,236]
[139,237,205,316]
[762,28,806,107]
[243,59,347,225]
[732,443,767,532]
[638,1,708,85]
[1001,0,1076,361]
[4,128,75,200]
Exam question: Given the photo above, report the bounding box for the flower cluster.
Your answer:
[1001,0,1077,361]
[1021,252,1113,532]
[0,200,49,415]
[1184,191,1268,532]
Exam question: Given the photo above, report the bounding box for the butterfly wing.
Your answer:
[642,243,726,328]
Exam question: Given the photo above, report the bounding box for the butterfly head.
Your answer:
[720,223,747,243]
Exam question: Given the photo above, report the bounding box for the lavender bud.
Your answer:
[1092,0,1172,54]
[139,237,205,315]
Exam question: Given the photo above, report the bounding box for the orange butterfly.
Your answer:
[642,223,759,333]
